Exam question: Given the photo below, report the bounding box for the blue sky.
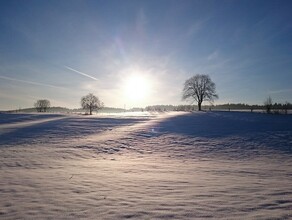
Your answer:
[0,0,291,110]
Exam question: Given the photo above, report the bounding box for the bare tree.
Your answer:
[34,99,51,112]
[264,96,273,114]
[182,74,218,111]
[283,101,289,115]
[81,93,103,115]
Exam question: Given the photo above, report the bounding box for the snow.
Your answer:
[0,111,291,219]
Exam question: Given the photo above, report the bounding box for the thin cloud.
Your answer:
[186,17,210,37]
[207,50,219,60]
[0,75,64,89]
[65,66,98,81]
[187,21,203,37]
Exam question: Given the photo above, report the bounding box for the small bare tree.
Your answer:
[34,99,51,112]
[264,96,273,114]
[182,74,218,111]
[81,93,103,115]
[283,101,289,115]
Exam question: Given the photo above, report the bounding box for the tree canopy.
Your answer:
[34,99,50,112]
[81,93,103,115]
[182,74,218,111]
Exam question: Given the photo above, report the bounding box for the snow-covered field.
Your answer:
[0,111,291,219]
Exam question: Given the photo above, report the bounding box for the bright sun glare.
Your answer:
[124,75,150,102]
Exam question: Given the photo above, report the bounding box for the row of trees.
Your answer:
[181,74,288,114]
[34,93,103,115]
[34,74,216,114]
[33,74,288,115]
[263,97,291,114]
[145,102,292,112]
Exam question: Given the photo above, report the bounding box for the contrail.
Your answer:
[0,75,64,89]
[65,66,98,81]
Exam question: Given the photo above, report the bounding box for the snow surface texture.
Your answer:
[0,111,291,219]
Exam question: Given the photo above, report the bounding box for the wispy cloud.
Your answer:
[207,50,219,60]
[65,66,98,81]
[186,17,210,37]
[0,75,64,89]
[187,21,203,37]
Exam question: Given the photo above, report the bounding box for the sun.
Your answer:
[123,75,150,102]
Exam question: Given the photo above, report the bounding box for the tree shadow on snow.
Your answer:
[156,111,292,153]
[0,116,148,146]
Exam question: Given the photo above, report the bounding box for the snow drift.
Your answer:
[0,111,291,219]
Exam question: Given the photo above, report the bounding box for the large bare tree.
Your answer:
[81,93,103,115]
[182,74,218,111]
[34,99,51,112]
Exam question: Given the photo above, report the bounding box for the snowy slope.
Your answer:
[0,111,291,219]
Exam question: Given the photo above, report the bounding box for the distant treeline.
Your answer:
[145,105,176,111]
[5,107,72,113]
[5,106,126,114]
[3,102,292,114]
[209,103,292,110]
[145,102,292,112]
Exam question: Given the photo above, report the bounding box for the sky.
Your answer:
[0,0,291,110]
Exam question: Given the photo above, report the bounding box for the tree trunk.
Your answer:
[90,107,92,115]
[198,102,202,111]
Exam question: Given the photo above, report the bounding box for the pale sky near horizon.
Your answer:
[0,0,292,110]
